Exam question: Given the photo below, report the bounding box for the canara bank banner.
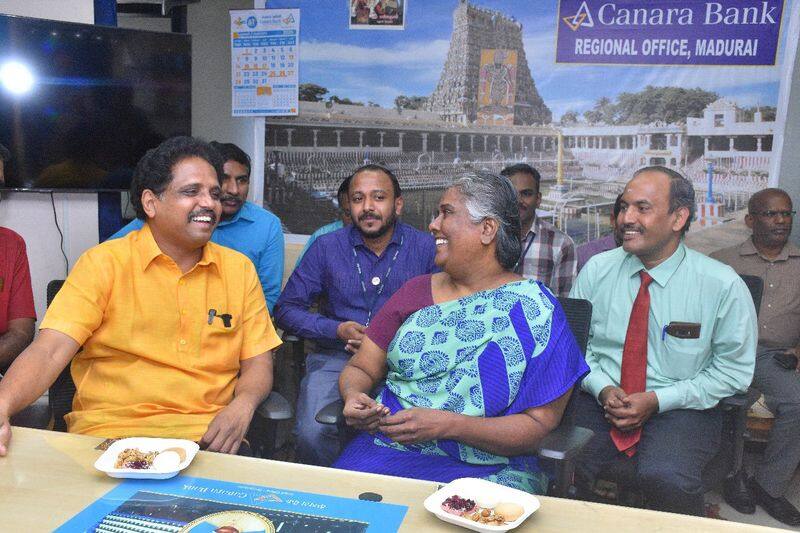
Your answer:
[261,0,796,244]
[556,0,785,65]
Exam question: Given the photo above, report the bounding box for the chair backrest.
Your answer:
[45,280,75,432]
[739,274,763,317]
[557,296,592,355]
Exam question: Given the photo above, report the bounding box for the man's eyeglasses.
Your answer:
[751,210,796,219]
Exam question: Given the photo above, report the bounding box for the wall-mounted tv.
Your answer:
[0,14,191,192]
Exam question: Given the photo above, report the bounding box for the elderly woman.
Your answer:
[333,172,589,493]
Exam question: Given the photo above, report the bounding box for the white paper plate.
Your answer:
[423,478,540,532]
[94,437,199,479]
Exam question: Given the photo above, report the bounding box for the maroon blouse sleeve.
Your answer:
[365,274,434,352]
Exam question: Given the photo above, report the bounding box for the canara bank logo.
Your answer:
[283,14,295,24]
[246,16,258,28]
[563,1,595,31]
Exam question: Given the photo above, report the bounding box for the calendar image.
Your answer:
[230,9,299,116]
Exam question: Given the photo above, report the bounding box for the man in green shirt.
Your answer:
[570,166,756,516]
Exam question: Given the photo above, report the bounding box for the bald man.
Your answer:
[711,188,800,526]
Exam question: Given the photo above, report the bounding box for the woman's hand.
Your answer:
[379,408,457,445]
[343,392,389,432]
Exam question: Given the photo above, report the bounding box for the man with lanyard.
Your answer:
[501,164,576,296]
[111,141,284,313]
[275,164,437,466]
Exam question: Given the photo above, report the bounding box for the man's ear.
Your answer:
[394,196,404,216]
[141,189,158,219]
[744,213,754,230]
[671,206,690,233]
[480,217,499,245]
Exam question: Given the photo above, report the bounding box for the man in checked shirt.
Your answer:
[501,164,577,296]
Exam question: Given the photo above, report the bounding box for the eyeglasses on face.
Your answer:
[751,210,796,219]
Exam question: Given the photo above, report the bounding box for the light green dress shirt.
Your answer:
[570,242,756,413]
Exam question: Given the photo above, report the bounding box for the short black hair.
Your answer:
[0,143,10,163]
[209,141,251,176]
[131,136,224,220]
[337,175,351,202]
[613,193,623,218]
[500,163,541,187]
[632,165,695,235]
[349,163,402,198]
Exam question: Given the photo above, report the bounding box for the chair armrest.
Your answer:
[536,426,594,461]
[255,392,293,421]
[316,399,344,425]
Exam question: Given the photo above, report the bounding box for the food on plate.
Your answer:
[114,448,159,469]
[475,494,499,509]
[152,450,182,470]
[163,446,188,462]
[494,502,524,522]
[441,494,476,515]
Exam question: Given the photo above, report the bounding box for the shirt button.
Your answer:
[181,309,187,315]
[179,280,185,286]
[179,339,187,345]
[767,304,772,308]
[769,284,774,288]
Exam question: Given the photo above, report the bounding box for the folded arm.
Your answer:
[379,388,572,456]
[0,318,35,370]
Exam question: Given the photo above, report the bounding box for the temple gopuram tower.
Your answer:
[427,0,551,126]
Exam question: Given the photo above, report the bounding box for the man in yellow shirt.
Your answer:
[0,136,281,456]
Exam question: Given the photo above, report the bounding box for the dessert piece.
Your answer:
[476,494,499,509]
[152,450,182,470]
[114,448,159,469]
[162,446,187,463]
[441,494,477,516]
[494,502,524,522]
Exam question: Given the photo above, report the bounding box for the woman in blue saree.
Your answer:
[334,172,589,493]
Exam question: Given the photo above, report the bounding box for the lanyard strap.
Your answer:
[353,234,404,325]
[514,232,535,274]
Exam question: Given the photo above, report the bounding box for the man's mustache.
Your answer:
[358,212,382,222]
[220,194,242,204]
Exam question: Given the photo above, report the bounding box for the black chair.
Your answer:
[316,296,595,498]
[594,274,764,508]
[45,280,292,458]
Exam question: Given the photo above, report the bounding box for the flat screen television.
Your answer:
[0,14,191,192]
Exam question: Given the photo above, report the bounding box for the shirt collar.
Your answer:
[739,237,800,261]
[218,201,254,227]
[137,222,219,273]
[624,242,686,288]
[348,221,403,249]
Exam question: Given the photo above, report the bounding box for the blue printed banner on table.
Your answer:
[230,9,300,116]
[55,475,407,532]
[556,0,785,65]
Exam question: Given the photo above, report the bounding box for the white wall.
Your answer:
[1,1,98,326]
[187,0,265,204]
[775,6,800,246]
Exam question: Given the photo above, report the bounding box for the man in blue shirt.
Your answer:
[275,164,437,466]
[110,142,284,313]
[570,166,756,516]
[295,176,352,268]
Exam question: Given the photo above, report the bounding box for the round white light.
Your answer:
[0,61,35,95]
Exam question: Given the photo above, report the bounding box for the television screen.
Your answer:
[0,15,191,191]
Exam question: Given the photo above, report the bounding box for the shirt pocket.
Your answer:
[661,335,708,380]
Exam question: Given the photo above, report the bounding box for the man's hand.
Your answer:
[599,386,627,409]
[787,347,800,372]
[605,391,659,431]
[378,408,455,445]
[200,400,255,455]
[337,321,366,354]
[343,392,389,432]
[0,415,10,456]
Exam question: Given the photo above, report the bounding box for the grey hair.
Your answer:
[633,165,695,235]
[449,171,522,270]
